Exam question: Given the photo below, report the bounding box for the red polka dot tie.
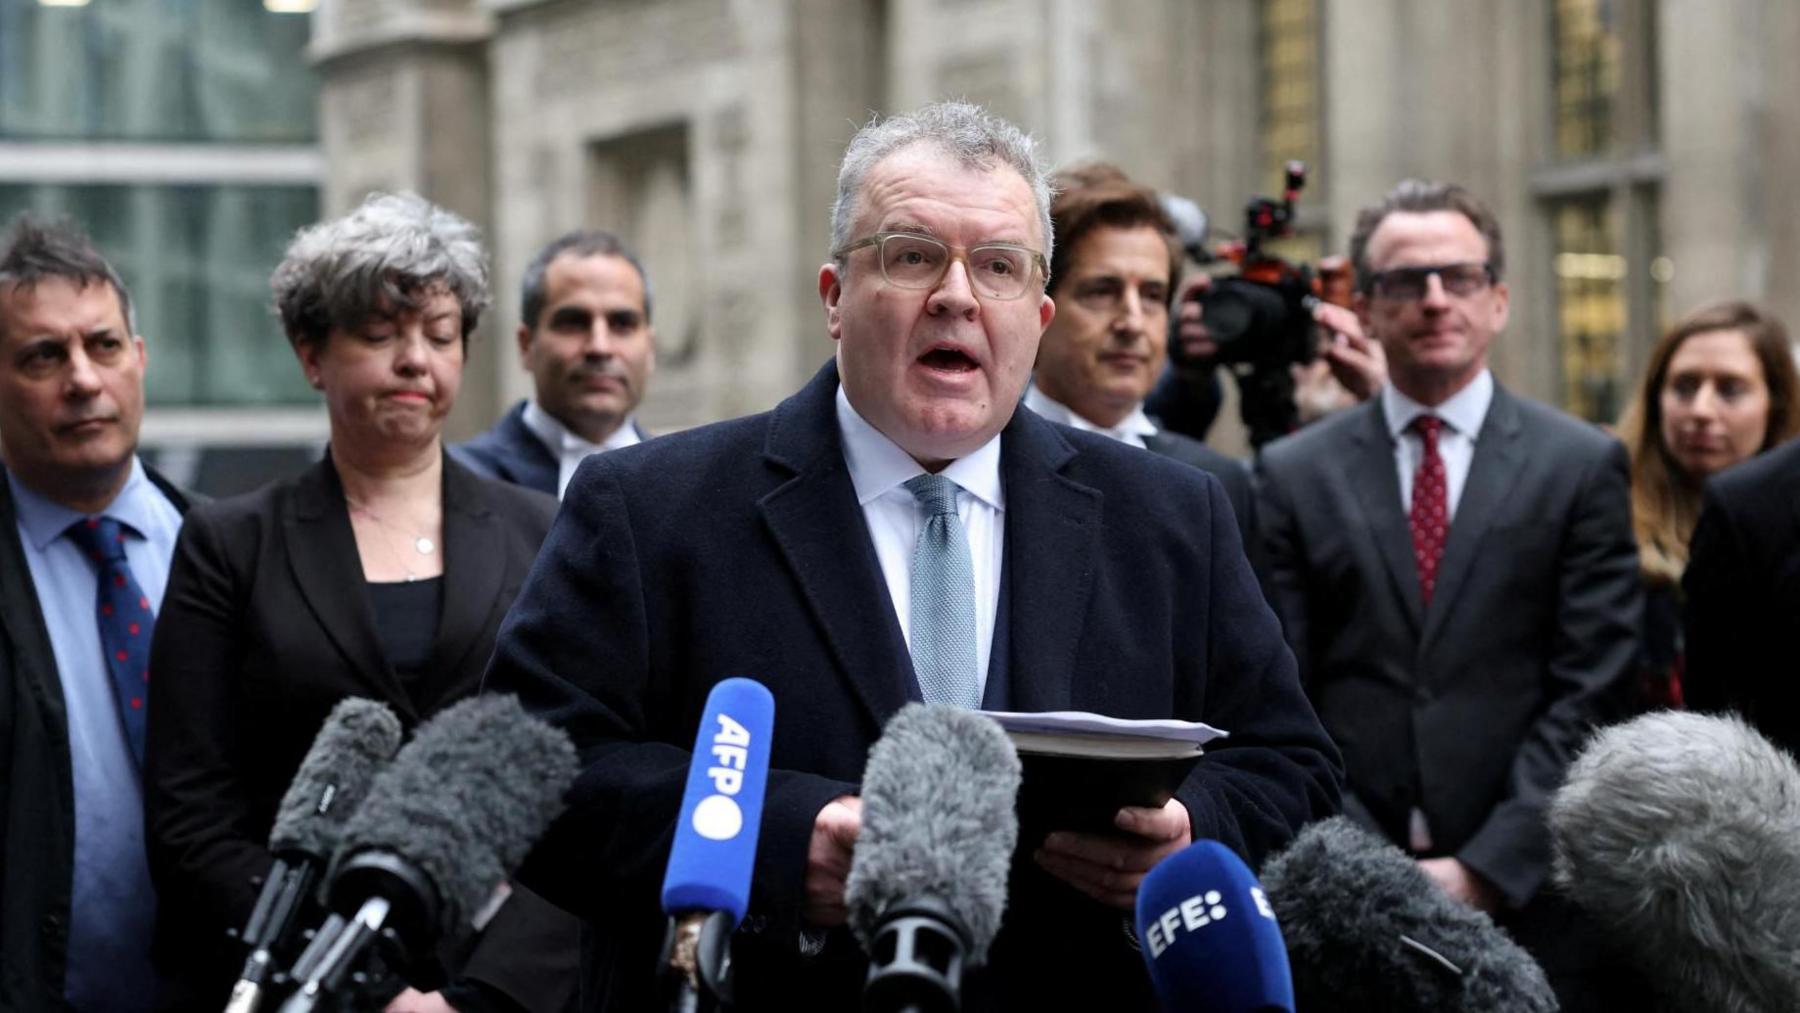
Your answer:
[65,517,153,766]
[1408,415,1450,605]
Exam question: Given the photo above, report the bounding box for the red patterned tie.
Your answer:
[1408,415,1449,605]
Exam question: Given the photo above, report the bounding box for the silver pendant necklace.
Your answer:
[347,496,437,580]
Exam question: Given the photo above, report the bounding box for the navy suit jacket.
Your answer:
[1143,428,1255,552]
[453,400,650,496]
[485,361,1341,1011]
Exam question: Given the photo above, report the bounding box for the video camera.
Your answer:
[1164,162,1353,446]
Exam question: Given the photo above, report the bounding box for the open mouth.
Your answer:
[919,347,979,372]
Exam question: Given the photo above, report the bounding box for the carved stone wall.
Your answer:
[314,0,1800,441]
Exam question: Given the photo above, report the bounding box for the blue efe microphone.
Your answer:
[659,677,775,1010]
[1135,840,1295,1013]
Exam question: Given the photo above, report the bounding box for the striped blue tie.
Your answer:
[903,474,980,708]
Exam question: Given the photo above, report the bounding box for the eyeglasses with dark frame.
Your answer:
[1364,262,1496,302]
[833,231,1048,301]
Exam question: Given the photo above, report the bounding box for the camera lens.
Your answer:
[1198,279,1288,361]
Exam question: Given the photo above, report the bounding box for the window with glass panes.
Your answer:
[0,0,320,408]
[1257,0,1321,196]
[1540,0,1661,423]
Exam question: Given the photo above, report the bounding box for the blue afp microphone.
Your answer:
[659,677,775,1012]
[1135,840,1295,1013]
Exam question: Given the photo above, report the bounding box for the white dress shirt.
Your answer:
[522,399,643,498]
[835,386,1004,693]
[1022,383,1159,449]
[1380,369,1494,520]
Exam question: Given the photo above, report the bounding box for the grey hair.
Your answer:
[518,229,653,329]
[829,101,1054,280]
[0,213,137,337]
[271,192,490,348]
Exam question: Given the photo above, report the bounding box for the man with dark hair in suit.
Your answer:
[454,230,655,497]
[1683,436,1800,755]
[0,215,197,1011]
[486,101,1340,1010]
[1255,179,1642,1006]
[1025,162,1254,546]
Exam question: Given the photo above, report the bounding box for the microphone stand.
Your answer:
[863,897,969,1013]
[659,909,736,1013]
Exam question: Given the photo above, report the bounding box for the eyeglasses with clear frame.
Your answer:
[833,231,1047,301]
[1363,262,1495,302]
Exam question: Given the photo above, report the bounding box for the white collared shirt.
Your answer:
[521,400,643,499]
[835,386,1004,693]
[1021,383,1159,449]
[1380,369,1494,519]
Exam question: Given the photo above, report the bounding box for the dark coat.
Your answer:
[143,453,577,1012]
[484,360,1342,1011]
[0,462,196,1013]
[1684,435,1800,755]
[1255,387,1642,906]
[1142,428,1255,553]
[452,399,651,496]
[451,401,559,495]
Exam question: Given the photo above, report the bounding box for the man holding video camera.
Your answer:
[1147,176,1386,447]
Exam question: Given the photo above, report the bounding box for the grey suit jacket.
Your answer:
[1254,384,1641,906]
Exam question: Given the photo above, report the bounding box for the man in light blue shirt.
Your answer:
[0,215,194,1011]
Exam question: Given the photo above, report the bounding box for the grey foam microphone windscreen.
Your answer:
[1259,817,1556,1013]
[846,703,1021,963]
[269,697,404,856]
[329,693,578,937]
[1550,711,1800,1013]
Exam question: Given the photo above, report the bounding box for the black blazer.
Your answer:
[1255,387,1642,907]
[452,399,652,496]
[1684,436,1800,754]
[484,360,1342,1011]
[0,463,196,1013]
[143,452,575,1011]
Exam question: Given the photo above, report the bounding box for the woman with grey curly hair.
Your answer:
[145,193,577,1012]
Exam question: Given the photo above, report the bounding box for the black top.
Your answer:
[367,577,445,684]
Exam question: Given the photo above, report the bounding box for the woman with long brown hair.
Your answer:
[1616,299,1800,707]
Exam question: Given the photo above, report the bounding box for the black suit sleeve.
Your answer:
[1251,452,1313,685]
[144,507,272,939]
[1176,476,1343,861]
[485,459,855,943]
[1457,438,1642,906]
[1682,481,1755,716]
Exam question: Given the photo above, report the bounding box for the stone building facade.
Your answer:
[313,0,1800,452]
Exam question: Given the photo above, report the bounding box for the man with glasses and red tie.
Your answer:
[1255,179,1642,1009]
[487,101,1341,1010]
[0,216,195,1011]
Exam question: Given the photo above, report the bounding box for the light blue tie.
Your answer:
[904,474,981,708]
